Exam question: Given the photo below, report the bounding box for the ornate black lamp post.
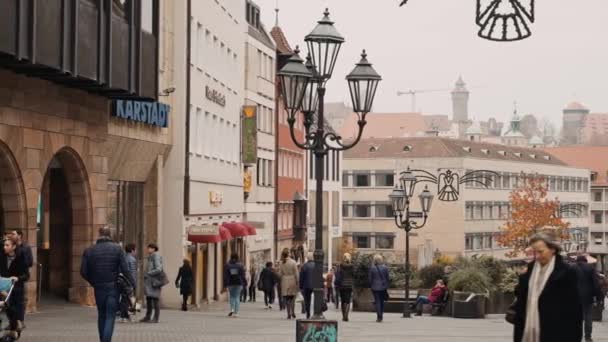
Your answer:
[389,168,434,318]
[278,9,381,321]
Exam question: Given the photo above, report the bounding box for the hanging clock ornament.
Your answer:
[399,0,535,42]
[476,0,535,41]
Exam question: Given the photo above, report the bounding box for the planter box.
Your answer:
[485,292,515,314]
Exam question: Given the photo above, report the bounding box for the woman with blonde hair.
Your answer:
[335,253,354,321]
[278,249,299,319]
[368,254,390,322]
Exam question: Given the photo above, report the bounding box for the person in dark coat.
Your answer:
[299,253,316,319]
[175,259,194,311]
[575,255,603,342]
[334,253,354,322]
[0,238,29,337]
[9,229,33,327]
[513,233,582,342]
[81,227,134,342]
[368,254,390,323]
[258,262,277,309]
[248,265,257,302]
[223,253,246,317]
[119,243,138,322]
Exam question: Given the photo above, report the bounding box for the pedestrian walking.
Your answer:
[9,229,32,328]
[0,238,29,339]
[325,268,335,306]
[224,253,246,317]
[241,268,250,303]
[278,249,299,320]
[258,261,277,309]
[248,265,257,302]
[512,233,582,342]
[175,259,194,311]
[575,255,603,342]
[80,227,134,342]
[368,254,390,323]
[299,253,316,319]
[119,243,138,323]
[275,261,285,311]
[334,253,354,322]
[141,243,165,323]
[334,273,341,310]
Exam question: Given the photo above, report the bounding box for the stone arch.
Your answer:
[0,140,27,235]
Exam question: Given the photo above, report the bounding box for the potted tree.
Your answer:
[449,267,491,318]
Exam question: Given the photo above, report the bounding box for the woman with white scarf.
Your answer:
[513,233,582,342]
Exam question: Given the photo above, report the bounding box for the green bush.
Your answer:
[352,253,374,288]
[474,256,506,289]
[498,268,519,294]
[448,267,491,294]
[419,264,446,288]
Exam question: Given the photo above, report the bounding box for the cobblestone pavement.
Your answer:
[16,301,608,342]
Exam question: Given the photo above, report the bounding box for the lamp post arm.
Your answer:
[323,118,368,151]
[287,117,315,150]
[409,215,428,230]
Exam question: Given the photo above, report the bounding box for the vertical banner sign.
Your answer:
[242,106,257,164]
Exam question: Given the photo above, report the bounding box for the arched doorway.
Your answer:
[38,148,92,302]
[0,141,27,242]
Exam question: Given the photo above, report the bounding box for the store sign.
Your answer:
[111,99,170,127]
[188,224,220,236]
[242,106,257,164]
[209,191,223,206]
[205,86,226,107]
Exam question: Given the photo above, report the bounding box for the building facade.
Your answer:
[342,138,590,265]
[562,102,590,145]
[0,0,171,310]
[243,0,276,268]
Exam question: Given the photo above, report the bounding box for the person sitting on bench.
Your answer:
[414,279,447,316]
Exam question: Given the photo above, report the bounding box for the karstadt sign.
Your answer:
[111,99,170,127]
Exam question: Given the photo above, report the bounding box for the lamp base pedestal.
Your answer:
[296,319,338,342]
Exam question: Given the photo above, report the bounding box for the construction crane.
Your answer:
[397,88,452,113]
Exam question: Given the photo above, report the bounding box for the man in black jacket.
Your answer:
[576,255,603,342]
[0,238,29,336]
[8,229,33,327]
[299,253,316,319]
[81,227,134,342]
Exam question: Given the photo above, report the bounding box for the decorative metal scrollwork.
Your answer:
[409,169,499,202]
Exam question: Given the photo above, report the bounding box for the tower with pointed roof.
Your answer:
[562,101,590,145]
[452,76,469,123]
[502,107,527,147]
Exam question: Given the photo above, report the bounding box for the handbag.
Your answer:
[151,270,169,288]
[505,298,517,324]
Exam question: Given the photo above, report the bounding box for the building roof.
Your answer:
[344,137,567,166]
[340,112,429,139]
[565,101,588,111]
[270,26,292,55]
[544,146,608,185]
[248,24,275,50]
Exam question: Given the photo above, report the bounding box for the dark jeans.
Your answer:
[339,288,352,306]
[372,290,386,320]
[334,287,341,309]
[240,286,248,302]
[182,294,189,310]
[302,289,313,319]
[326,287,334,304]
[94,284,119,342]
[145,297,160,321]
[248,284,256,302]
[583,303,593,339]
[264,290,274,306]
[6,287,24,331]
[119,294,131,319]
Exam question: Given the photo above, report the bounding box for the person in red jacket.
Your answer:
[414,279,447,316]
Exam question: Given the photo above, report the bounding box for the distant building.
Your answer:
[581,113,608,146]
[502,110,528,147]
[562,102,590,145]
[342,137,590,264]
[546,146,608,272]
[520,114,540,139]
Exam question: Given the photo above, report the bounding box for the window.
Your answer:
[564,179,570,191]
[465,236,473,250]
[342,172,349,187]
[342,204,350,218]
[557,178,563,191]
[354,203,371,218]
[354,235,371,249]
[141,0,154,33]
[376,235,395,249]
[595,213,603,224]
[549,177,556,191]
[483,235,492,249]
[594,192,602,202]
[502,174,510,188]
[375,173,394,187]
[474,205,483,220]
[465,204,474,220]
[375,203,394,218]
[576,179,582,192]
[473,236,482,250]
[354,173,370,187]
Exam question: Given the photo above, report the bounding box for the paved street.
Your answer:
[16,301,608,341]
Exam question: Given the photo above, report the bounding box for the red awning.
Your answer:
[188,232,222,244]
[242,222,257,236]
[223,222,248,237]
[219,226,232,241]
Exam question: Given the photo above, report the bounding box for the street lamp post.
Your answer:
[278,9,381,321]
[389,168,434,318]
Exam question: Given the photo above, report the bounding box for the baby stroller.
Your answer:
[0,278,19,342]
[117,274,138,321]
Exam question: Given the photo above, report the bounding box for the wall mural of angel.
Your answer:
[409,169,498,202]
[399,0,535,42]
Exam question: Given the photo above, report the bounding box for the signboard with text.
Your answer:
[111,99,170,127]
[242,106,257,164]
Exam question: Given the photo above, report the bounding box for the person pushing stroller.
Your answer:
[0,238,29,341]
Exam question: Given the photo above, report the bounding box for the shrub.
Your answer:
[448,267,491,294]
[419,264,446,288]
[352,252,374,288]
[498,268,519,294]
[474,255,506,287]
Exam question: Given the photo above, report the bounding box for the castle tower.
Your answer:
[451,76,469,123]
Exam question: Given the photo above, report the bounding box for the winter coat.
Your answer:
[575,261,602,305]
[80,237,134,288]
[143,252,163,299]
[223,261,246,287]
[175,266,194,296]
[368,264,390,292]
[334,263,354,289]
[0,251,29,293]
[125,254,138,288]
[513,255,582,342]
[258,266,278,292]
[279,258,299,297]
[299,261,316,291]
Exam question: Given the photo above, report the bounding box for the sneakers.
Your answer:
[228,312,234,317]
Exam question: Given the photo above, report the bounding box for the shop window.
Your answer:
[353,235,371,249]
[354,173,370,187]
[375,173,394,187]
[375,203,394,218]
[376,235,394,249]
[354,203,371,218]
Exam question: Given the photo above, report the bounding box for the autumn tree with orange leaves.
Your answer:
[497,174,569,257]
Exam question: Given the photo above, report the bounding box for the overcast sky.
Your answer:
[256,0,608,126]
